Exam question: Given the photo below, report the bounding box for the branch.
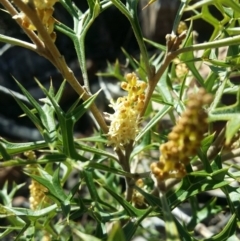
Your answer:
[4,0,108,133]
[0,0,44,48]
[116,142,135,201]
[141,31,187,117]
[175,34,240,55]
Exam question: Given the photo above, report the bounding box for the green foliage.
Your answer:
[0,0,240,240]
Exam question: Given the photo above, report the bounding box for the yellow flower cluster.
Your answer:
[20,0,58,42]
[24,151,49,210]
[177,21,188,35]
[173,58,189,81]
[132,179,146,208]
[41,232,51,241]
[108,73,147,149]
[29,174,49,210]
[151,88,212,182]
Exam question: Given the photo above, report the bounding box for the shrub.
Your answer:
[0,0,240,240]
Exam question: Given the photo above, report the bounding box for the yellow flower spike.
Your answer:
[24,151,50,210]
[151,88,213,182]
[107,73,146,149]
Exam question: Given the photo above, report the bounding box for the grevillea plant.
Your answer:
[0,0,240,240]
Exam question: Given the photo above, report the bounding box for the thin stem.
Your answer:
[140,53,175,117]
[0,158,59,167]
[72,38,90,93]
[116,142,135,201]
[141,32,186,117]
[175,34,240,55]
[124,142,135,201]
[0,34,36,52]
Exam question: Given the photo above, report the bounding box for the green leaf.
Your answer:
[156,66,173,104]
[59,0,80,18]
[28,168,67,202]
[71,0,106,90]
[205,71,220,92]
[0,228,20,239]
[82,170,101,202]
[174,217,195,241]
[77,134,107,143]
[102,185,146,218]
[202,214,236,241]
[87,162,131,177]
[179,32,204,86]
[0,204,57,220]
[122,220,138,241]
[161,194,181,241]
[143,38,166,51]
[73,229,102,241]
[52,167,69,201]
[0,183,26,228]
[37,80,97,161]
[200,133,216,154]
[130,131,154,159]
[111,0,152,77]
[168,177,229,208]
[211,168,229,181]
[38,153,67,162]
[68,90,99,121]
[13,79,61,145]
[134,186,162,208]
[75,142,118,161]
[210,74,228,110]
[97,60,125,82]
[210,88,240,144]
[121,47,139,70]
[222,186,240,217]
[187,198,222,230]
[0,142,11,160]
[14,79,46,123]
[11,92,43,133]
[121,207,153,241]
[0,138,47,158]
[107,222,126,241]
[136,105,172,141]
[0,182,26,207]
